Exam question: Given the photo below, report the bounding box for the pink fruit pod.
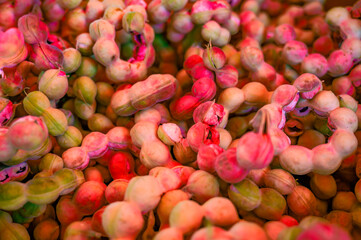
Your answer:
[341,38,361,61]
[183,54,203,75]
[242,18,265,43]
[193,101,225,126]
[197,143,224,173]
[297,222,351,240]
[0,66,25,97]
[240,46,264,72]
[111,89,138,117]
[105,179,128,203]
[130,120,158,148]
[0,28,28,69]
[148,0,171,24]
[81,132,109,159]
[236,120,274,170]
[282,40,308,66]
[183,170,220,204]
[106,126,131,150]
[190,0,213,25]
[293,73,322,99]
[108,151,136,181]
[215,148,249,183]
[149,167,181,192]
[154,227,183,240]
[301,53,328,78]
[311,143,342,175]
[56,195,83,226]
[187,122,220,152]
[229,221,268,240]
[328,50,353,77]
[202,197,239,227]
[172,165,196,187]
[88,19,116,41]
[170,94,201,121]
[0,98,13,126]
[328,107,358,132]
[190,62,215,82]
[8,116,48,151]
[72,180,106,216]
[250,62,277,89]
[124,175,164,213]
[268,128,291,156]
[140,140,172,169]
[329,129,358,159]
[279,145,314,175]
[169,200,205,234]
[17,14,48,44]
[62,147,90,170]
[32,42,64,70]
[202,45,226,71]
[192,77,217,102]
[102,201,144,239]
[191,226,234,240]
[339,18,361,40]
[215,64,238,88]
[129,74,177,110]
[251,104,286,130]
[274,23,296,45]
[271,84,299,112]
[157,123,183,146]
[348,64,361,87]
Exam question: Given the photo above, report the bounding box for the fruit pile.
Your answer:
[1,0,361,239]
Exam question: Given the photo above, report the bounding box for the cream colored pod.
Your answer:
[124,175,164,214]
[102,201,144,239]
[38,69,68,101]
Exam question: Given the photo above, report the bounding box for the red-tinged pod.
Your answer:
[0,67,25,97]
[215,64,238,88]
[193,101,225,126]
[215,148,249,183]
[187,122,220,152]
[33,42,64,70]
[236,131,274,170]
[196,143,224,173]
[91,206,107,236]
[192,77,217,102]
[190,62,215,82]
[170,94,201,120]
[0,97,13,126]
[108,151,136,181]
[17,14,48,44]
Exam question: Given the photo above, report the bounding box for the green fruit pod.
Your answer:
[26,177,61,205]
[0,181,27,211]
[74,99,96,120]
[228,178,261,212]
[23,91,51,116]
[63,48,82,73]
[56,126,83,149]
[42,108,68,136]
[73,76,97,105]
[253,188,287,221]
[53,168,84,195]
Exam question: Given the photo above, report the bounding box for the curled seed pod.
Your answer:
[228,178,261,211]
